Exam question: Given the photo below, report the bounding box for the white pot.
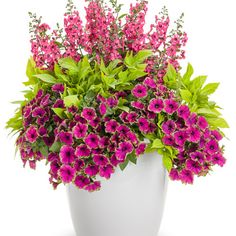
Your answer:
[66,152,168,236]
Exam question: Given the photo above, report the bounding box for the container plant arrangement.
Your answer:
[7,0,229,235]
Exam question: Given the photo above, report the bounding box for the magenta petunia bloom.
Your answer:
[85,133,100,149]
[190,151,205,163]
[116,141,133,161]
[52,83,65,93]
[40,94,50,106]
[59,165,76,183]
[162,120,176,135]
[93,155,109,166]
[127,131,138,144]
[185,159,202,174]
[211,154,226,167]
[99,137,109,148]
[164,99,179,114]
[74,175,90,189]
[85,181,101,192]
[107,97,118,108]
[38,126,47,137]
[75,144,91,158]
[148,98,164,113]
[117,125,130,136]
[60,145,75,164]
[135,143,147,156]
[162,135,175,146]
[177,105,190,120]
[32,107,46,118]
[89,117,100,128]
[187,127,201,143]
[74,159,85,171]
[126,112,138,123]
[205,139,219,154]
[99,103,107,116]
[58,131,73,145]
[73,123,88,139]
[99,164,114,179]
[26,126,39,143]
[81,107,96,121]
[197,116,208,130]
[105,120,118,133]
[131,101,145,110]
[138,117,149,133]
[132,84,148,98]
[143,77,156,89]
[174,131,188,146]
[53,99,65,108]
[50,160,60,175]
[179,169,194,184]
[85,165,99,177]
[211,130,223,141]
[169,168,179,181]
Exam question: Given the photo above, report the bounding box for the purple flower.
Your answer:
[174,131,188,146]
[26,126,38,143]
[185,159,202,174]
[187,127,201,143]
[190,151,205,163]
[143,77,156,89]
[23,106,32,118]
[60,145,75,164]
[38,126,47,137]
[85,133,100,149]
[36,89,44,99]
[74,159,85,171]
[59,165,75,183]
[85,165,99,177]
[126,112,138,123]
[99,164,114,179]
[127,131,138,144]
[131,101,145,110]
[73,123,88,139]
[74,175,90,189]
[116,141,133,161]
[93,155,109,166]
[68,105,78,114]
[211,130,223,141]
[32,107,46,118]
[107,97,118,107]
[99,103,107,116]
[52,83,65,93]
[162,120,176,135]
[179,169,194,184]
[197,116,208,130]
[85,181,101,192]
[211,154,226,167]
[53,99,65,108]
[50,160,60,175]
[43,136,55,147]
[75,144,90,158]
[148,98,164,113]
[105,120,118,133]
[205,139,219,154]
[117,125,130,136]
[164,99,179,114]
[177,105,190,120]
[132,84,148,98]
[186,113,198,126]
[40,94,50,106]
[135,143,147,156]
[81,107,96,121]
[89,117,100,128]
[148,122,157,133]
[169,168,179,181]
[59,131,73,145]
[138,118,149,133]
[162,135,175,146]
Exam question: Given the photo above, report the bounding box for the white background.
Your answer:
[0,0,235,235]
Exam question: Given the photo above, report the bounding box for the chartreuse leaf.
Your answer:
[163,64,178,89]
[201,83,219,95]
[33,74,57,84]
[152,139,164,149]
[207,117,229,129]
[133,50,153,64]
[189,76,207,92]
[63,95,79,107]
[52,108,65,119]
[49,142,63,152]
[58,57,78,74]
[182,63,194,85]
[180,89,192,103]
[162,152,173,172]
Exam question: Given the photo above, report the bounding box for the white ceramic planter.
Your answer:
[67,152,168,236]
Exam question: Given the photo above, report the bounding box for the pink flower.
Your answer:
[74,159,85,171]
[75,144,90,158]
[126,112,138,123]
[53,99,65,108]
[135,143,147,156]
[85,165,99,177]
[190,151,205,163]
[58,131,73,145]
[52,83,65,93]
[93,155,109,166]
[205,139,219,154]
[116,141,133,161]
[179,169,194,184]
[32,107,46,118]
[85,133,100,149]
[164,99,179,114]
[59,165,76,183]
[73,123,88,139]
[85,181,101,192]
[138,118,149,133]
[60,145,75,164]
[162,135,175,146]
[148,98,164,113]
[99,103,107,116]
[117,125,130,136]
[185,159,202,174]
[132,84,148,98]
[174,131,188,146]
[26,126,38,143]
[187,127,201,143]
[75,175,90,189]
[211,130,223,141]
[105,120,118,133]
[162,120,176,134]
[81,107,96,121]
[169,168,179,181]
[177,105,190,120]
[143,77,156,89]
[131,101,145,110]
[99,164,114,179]
[127,132,138,144]
[211,154,226,167]
[197,116,208,130]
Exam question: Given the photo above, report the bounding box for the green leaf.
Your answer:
[63,95,79,107]
[39,146,48,157]
[197,108,221,117]
[58,57,78,74]
[128,70,147,81]
[33,74,57,84]
[49,142,62,153]
[117,105,130,112]
[127,152,137,164]
[180,89,192,103]
[201,83,219,95]
[119,158,129,171]
[162,153,173,172]
[152,139,164,149]
[207,117,229,128]
[182,63,194,85]
[52,108,65,119]
[189,76,207,92]
[133,50,153,64]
